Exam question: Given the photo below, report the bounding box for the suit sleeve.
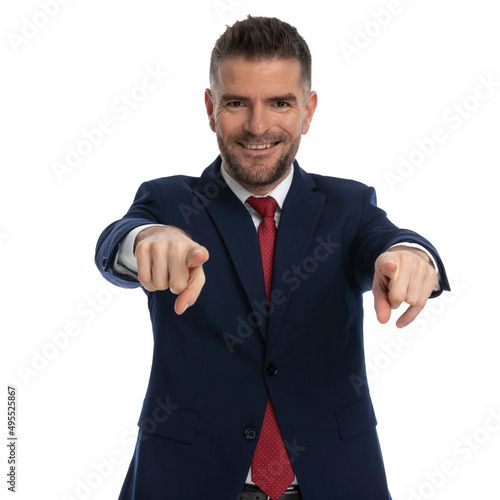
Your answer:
[94,181,164,289]
[350,186,450,297]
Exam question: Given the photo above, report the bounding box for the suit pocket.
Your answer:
[334,394,377,440]
[137,396,199,444]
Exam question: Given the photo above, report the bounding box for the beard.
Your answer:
[217,133,301,188]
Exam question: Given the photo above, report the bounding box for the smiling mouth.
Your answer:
[240,142,280,150]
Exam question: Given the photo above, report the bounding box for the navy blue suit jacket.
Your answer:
[95,156,449,499]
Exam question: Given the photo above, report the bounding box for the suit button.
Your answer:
[244,427,258,440]
[266,362,278,376]
[101,256,108,269]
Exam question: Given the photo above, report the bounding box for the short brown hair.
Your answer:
[209,15,312,96]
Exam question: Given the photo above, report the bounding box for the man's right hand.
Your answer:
[134,226,209,315]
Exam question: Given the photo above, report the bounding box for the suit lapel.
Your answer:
[193,157,269,339]
[193,157,326,343]
[267,162,326,341]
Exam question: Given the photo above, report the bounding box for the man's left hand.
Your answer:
[373,246,438,328]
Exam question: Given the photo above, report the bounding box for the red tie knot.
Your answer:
[246,196,278,219]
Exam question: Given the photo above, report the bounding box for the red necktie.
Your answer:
[246,196,294,500]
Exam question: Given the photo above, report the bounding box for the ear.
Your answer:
[204,88,216,132]
[301,91,318,135]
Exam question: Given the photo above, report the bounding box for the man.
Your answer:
[95,16,449,500]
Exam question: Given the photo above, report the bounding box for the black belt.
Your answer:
[239,484,303,500]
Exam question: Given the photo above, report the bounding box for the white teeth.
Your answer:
[243,143,274,150]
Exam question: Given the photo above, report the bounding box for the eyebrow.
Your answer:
[219,93,300,105]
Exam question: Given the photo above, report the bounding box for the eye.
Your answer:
[228,101,244,108]
[274,101,289,108]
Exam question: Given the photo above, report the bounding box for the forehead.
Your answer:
[215,57,303,97]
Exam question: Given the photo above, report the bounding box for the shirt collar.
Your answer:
[220,161,294,210]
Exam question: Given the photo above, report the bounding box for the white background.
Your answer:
[1,0,499,499]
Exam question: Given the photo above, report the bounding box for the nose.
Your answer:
[243,103,271,137]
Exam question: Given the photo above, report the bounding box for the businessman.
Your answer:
[96,15,450,500]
